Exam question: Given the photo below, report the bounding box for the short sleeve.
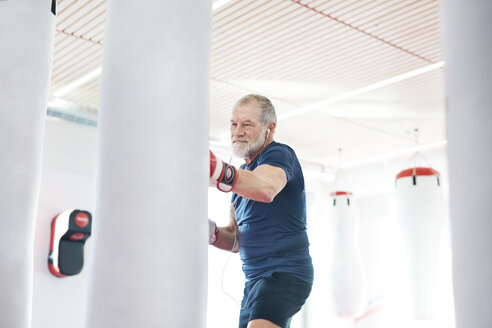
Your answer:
[259,144,295,182]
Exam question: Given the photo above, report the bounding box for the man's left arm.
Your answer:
[234,164,287,203]
[210,150,287,202]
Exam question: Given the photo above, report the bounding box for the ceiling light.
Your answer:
[53,3,231,98]
[213,0,234,11]
[277,61,445,121]
[54,67,102,97]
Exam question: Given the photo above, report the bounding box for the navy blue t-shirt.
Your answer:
[232,141,314,283]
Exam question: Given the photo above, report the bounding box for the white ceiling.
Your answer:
[48,0,446,170]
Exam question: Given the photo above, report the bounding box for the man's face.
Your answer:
[230,101,267,159]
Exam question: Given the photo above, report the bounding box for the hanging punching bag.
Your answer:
[85,1,211,327]
[0,1,56,327]
[329,191,367,318]
[395,167,445,320]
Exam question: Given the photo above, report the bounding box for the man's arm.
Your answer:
[212,203,239,253]
[209,149,287,202]
[234,164,287,203]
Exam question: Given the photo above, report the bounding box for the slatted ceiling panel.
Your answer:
[209,78,300,137]
[212,0,252,22]
[56,0,77,20]
[346,116,446,147]
[53,31,70,48]
[47,0,445,166]
[418,45,441,63]
[279,79,444,165]
[213,4,322,53]
[78,20,106,41]
[52,44,97,79]
[53,41,86,68]
[339,0,431,28]
[312,73,445,147]
[55,38,100,66]
[293,0,441,67]
[342,69,444,106]
[290,49,415,87]
[56,1,104,30]
[52,37,88,66]
[276,111,410,167]
[64,4,106,34]
[212,65,434,133]
[408,33,440,54]
[77,87,100,110]
[211,85,300,114]
[325,59,423,94]
[64,78,100,103]
[339,0,405,21]
[49,0,106,110]
[225,54,423,108]
[210,0,435,86]
[210,80,244,129]
[355,1,442,62]
[366,3,438,40]
[212,0,291,43]
[323,0,386,19]
[56,60,101,90]
[229,80,338,106]
[387,72,443,103]
[315,70,444,121]
[390,22,440,53]
[211,4,318,70]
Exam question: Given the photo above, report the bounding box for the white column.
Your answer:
[443,1,492,327]
[85,1,211,327]
[0,1,56,327]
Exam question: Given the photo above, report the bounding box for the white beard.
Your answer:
[232,127,267,159]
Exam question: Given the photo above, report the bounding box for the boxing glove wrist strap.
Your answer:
[216,163,237,192]
[209,219,219,245]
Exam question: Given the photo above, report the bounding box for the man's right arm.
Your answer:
[210,203,238,253]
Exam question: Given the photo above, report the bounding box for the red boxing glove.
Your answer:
[210,150,238,192]
[208,219,218,245]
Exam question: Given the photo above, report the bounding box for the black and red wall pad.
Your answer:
[48,209,92,277]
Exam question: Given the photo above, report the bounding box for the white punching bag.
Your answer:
[395,167,444,320]
[443,1,492,327]
[329,191,367,318]
[0,1,56,327]
[85,1,211,327]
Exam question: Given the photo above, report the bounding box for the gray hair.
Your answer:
[234,94,277,126]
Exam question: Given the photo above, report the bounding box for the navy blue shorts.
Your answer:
[238,272,312,328]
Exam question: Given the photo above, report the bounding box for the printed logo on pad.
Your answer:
[70,233,85,241]
[75,212,89,228]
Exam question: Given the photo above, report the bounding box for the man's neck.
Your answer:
[245,140,273,164]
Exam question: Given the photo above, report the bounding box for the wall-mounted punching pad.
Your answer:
[48,209,92,277]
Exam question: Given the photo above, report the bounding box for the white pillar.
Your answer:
[443,1,492,327]
[0,1,55,327]
[85,1,211,327]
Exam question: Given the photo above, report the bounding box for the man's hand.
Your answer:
[210,150,238,192]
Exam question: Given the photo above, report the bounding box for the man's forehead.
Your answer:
[232,102,260,121]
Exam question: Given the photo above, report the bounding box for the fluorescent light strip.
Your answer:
[54,67,102,97]
[341,140,448,169]
[212,0,234,11]
[277,61,445,121]
[54,3,231,98]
